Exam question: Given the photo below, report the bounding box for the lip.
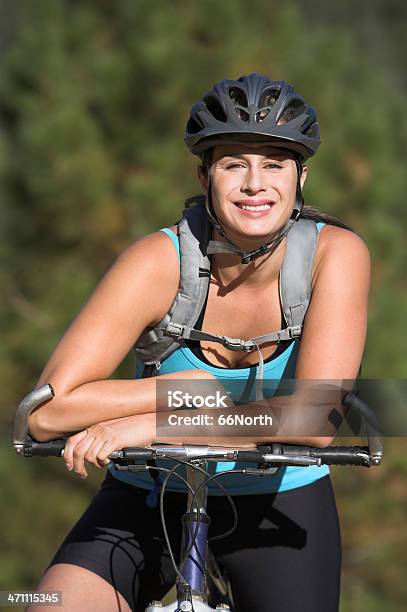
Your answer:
[233,200,275,218]
[234,200,276,217]
[235,199,276,207]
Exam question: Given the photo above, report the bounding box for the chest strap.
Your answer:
[164,322,302,400]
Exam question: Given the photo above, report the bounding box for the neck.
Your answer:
[210,229,287,291]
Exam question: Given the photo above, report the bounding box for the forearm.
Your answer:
[28,370,216,441]
[61,410,331,481]
[155,386,344,448]
[29,375,344,449]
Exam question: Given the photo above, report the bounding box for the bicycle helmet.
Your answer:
[184,74,321,264]
[185,73,320,161]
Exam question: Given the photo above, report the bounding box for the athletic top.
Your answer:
[109,222,330,495]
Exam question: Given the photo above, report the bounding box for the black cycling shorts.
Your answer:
[48,471,341,612]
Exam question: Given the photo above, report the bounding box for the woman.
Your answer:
[27,74,370,611]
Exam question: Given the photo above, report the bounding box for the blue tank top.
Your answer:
[109,223,329,495]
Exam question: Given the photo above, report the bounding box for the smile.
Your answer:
[235,203,273,211]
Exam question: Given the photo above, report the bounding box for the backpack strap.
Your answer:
[134,202,211,370]
[280,218,318,329]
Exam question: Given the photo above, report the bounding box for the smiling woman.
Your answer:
[201,146,305,246]
[27,74,370,612]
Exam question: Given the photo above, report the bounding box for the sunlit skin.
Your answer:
[198,143,308,254]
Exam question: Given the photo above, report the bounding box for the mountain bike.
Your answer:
[13,384,383,611]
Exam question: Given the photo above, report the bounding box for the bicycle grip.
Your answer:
[313,445,370,466]
[23,436,66,457]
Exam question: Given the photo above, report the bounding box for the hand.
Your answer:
[63,413,156,479]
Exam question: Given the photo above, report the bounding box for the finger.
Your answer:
[72,432,96,478]
[63,430,88,470]
[85,437,111,469]
[97,440,120,465]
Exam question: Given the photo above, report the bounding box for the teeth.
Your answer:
[238,203,272,211]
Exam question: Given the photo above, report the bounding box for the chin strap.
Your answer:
[206,158,304,264]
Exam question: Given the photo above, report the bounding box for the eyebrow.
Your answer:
[219,152,292,161]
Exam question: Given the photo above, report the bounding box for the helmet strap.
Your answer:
[206,157,304,264]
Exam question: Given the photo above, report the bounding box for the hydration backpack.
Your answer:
[134,201,318,390]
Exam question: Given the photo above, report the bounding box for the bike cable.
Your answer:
[145,462,206,590]
[161,460,238,574]
[146,460,254,590]
[149,458,239,590]
[189,469,243,542]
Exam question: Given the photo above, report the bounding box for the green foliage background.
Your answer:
[0,1,406,610]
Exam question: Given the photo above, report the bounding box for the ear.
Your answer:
[300,164,308,190]
[197,165,209,194]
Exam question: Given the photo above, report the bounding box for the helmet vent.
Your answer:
[304,122,319,138]
[277,98,306,125]
[254,108,270,122]
[260,87,281,108]
[186,117,203,135]
[228,87,248,107]
[235,108,250,122]
[203,96,227,122]
[228,87,250,121]
[254,87,281,123]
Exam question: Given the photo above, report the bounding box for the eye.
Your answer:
[264,162,283,170]
[225,162,246,170]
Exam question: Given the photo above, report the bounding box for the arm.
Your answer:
[28,229,212,441]
[290,224,371,445]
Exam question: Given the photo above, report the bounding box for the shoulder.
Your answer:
[118,224,178,257]
[312,223,371,289]
[118,225,179,269]
[107,226,180,326]
[126,223,179,268]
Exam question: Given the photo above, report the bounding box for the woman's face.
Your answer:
[198,143,307,246]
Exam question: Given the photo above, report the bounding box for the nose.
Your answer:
[241,166,266,194]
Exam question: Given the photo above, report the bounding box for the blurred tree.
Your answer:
[1,0,406,404]
[0,1,406,609]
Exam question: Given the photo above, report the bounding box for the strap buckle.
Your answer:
[241,244,269,265]
[223,337,256,352]
[288,325,302,339]
[164,322,184,339]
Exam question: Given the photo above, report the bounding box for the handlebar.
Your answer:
[12,384,383,468]
[17,438,378,470]
[110,443,376,467]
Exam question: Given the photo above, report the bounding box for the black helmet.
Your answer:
[185,73,320,161]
